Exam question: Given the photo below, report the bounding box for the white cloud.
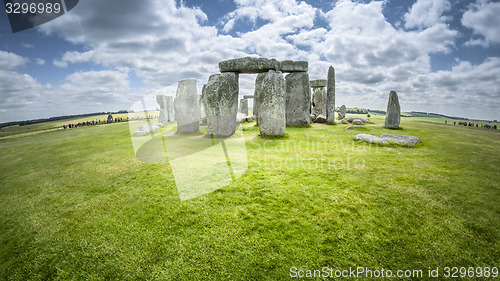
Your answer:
[53,59,68,68]
[35,58,45,65]
[462,0,500,47]
[404,0,451,29]
[0,50,29,70]
[21,43,34,48]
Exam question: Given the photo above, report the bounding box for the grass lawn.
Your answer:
[0,114,499,280]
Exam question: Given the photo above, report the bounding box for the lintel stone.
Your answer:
[310,79,327,87]
[219,57,279,73]
[279,60,308,72]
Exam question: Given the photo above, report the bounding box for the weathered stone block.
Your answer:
[166,96,175,122]
[202,72,239,136]
[384,90,401,129]
[280,60,308,72]
[310,79,327,87]
[256,70,286,136]
[326,66,336,124]
[239,98,248,116]
[219,57,279,73]
[243,95,254,99]
[174,79,200,133]
[312,87,326,116]
[156,94,169,124]
[253,73,266,123]
[338,104,346,120]
[285,72,311,126]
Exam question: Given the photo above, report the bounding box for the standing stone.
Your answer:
[256,70,286,136]
[157,95,169,123]
[166,96,175,122]
[311,87,326,117]
[385,90,401,129]
[338,104,346,120]
[199,94,206,119]
[107,114,113,123]
[174,79,200,133]
[253,73,266,124]
[239,98,248,116]
[326,66,336,124]
[202,72,239,136]
[285,72,311,126]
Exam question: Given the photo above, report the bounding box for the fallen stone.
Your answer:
[285,72,311,126]
[256,70,286,136]
[352,119,364,125]
[340,119,348,124]
[346,125,366,130]
[314,114,326,123]
[246,115,256,122]
[175,79,200,133]
[338,104,346,120]
[219,57,279,73]
[202,72,239,136]
[279,60,308,72]
[354,134,420,146]
[326,66,336,124]
[346,116,370,123]
[236,112,247,123]
[385,90,401,129]
[133,123,162,136]
[380,134,420,146]
[310,79,327,87]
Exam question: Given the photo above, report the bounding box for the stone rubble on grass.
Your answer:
[354,134,420,146]
[352,119,364,125]
[346,116,370,123]
[346,125,365,130]
[133,123,163,136]
[314,114,327,123]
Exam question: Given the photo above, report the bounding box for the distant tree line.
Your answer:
[0,110,131,129]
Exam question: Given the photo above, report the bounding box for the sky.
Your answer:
[0,0,499,123]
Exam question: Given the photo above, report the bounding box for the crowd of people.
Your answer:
[62,115,159,129]
[450,121,497,130]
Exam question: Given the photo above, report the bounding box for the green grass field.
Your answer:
[1,114,499,280]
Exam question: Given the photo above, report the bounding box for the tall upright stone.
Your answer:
[338,104,346,120]
[239,98,248,116]
[285,72,311,126]
[156,94,168,123]
[202,72,239,136]
[256,70,286,136]
[385,90,401,129]
[326,66,336,124]
[174,79,200,133]
[199,94,206,119]
[166,96,175,122]
[253,73,266,124]
[311,86,326,116]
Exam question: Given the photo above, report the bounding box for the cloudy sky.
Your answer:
[0,0,499,122]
